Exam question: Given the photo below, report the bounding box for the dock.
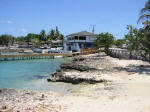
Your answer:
[0,53,73,61]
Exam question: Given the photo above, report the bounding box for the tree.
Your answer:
[114,39,126,47]
[25,33,39,47]
[125,25,140,52]
[0,27,65,48]
[56,26,59,35]
[31,38,41,48]
[55,26,60,40]
[58,34,64,40]
[16,36,26,44]
[124,25,150,60]
[0,34,14,46]
[138,0,150,23]
[137,0,150,60]
[25,33,39,42]
[48,29,55,40]
[40,30,47,41]
[47,27,64,41]
[55,26,60,38]
[95,32,114,55]
[139,23,150,60]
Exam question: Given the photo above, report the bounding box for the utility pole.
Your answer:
[92,25,95,33]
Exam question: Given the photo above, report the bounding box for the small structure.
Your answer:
[19,42,33,48]
[64,31,97,52]
[51,40,64,49]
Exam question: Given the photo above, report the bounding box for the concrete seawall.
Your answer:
[109,48,150,62]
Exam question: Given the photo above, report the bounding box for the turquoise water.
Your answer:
[0,59,71,92]
[0,51,19,55]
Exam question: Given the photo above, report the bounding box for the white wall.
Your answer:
[71,43,80,52]
[86,36,97,42]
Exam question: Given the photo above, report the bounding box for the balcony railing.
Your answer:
[67,40,93,43]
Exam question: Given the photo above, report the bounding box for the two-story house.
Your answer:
[64,31,97,52]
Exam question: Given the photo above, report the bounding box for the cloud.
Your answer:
[21,28,28,33]
[0,20,12,24]
[7,20,12,24]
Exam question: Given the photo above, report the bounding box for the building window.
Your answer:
[79,36,86,40]
[75,36,78,40]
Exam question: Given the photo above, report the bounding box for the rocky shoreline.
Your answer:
[47,54,111,84]
[1,52,150,112]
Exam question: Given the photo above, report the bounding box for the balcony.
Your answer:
[67,39,95,43]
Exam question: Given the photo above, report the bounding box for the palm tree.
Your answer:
[40,30,47,41]
[48,29,55,40]
[138,0,150,23]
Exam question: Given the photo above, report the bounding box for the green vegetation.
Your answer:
[114,39,125,48]
[123,0,150,60]
[0,1,150,60]
[0,34,15,46]
[95,0,150,60]
[124,25,140,54]
[0,27,64,48]
[95,32,114,55]
[138,0,150,24]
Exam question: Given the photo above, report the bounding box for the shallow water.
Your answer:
[0,51,19,55]
[0,58,73,93]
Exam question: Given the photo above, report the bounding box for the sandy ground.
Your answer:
[1,53,150,112]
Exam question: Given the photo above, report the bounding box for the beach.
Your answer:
[1,52,150,112]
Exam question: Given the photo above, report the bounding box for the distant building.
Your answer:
[51,40,64,48]
[19,43,33,48]
[64,31,97,52]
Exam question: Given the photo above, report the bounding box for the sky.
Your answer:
[0,0,147,39]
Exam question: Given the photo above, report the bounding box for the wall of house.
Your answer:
[65,35,97,52]
[71,43,80,52]
[67,36,96,43]
[86,36,97,42]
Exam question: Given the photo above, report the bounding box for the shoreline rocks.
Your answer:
[1,53,150,112]
[60,63,97,71]
[72,57,85,62]
[47,71,107,84]
[47,55,109,84]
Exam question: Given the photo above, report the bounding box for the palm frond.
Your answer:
[138,0,150,24]
[140,6,150,14]
[145,0,150,7]
[138,14,150,24]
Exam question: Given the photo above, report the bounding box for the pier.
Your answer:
[0,53,73,61]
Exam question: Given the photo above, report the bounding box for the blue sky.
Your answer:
[0,0,147,39]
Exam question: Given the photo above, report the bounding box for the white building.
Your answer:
[64,31,97,52]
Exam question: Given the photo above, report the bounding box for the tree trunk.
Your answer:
[105,47,109,55]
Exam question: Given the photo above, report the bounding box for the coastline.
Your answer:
[1,52,150,112]
[47,52,128,84]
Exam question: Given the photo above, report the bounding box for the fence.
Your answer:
[80,47,100,55]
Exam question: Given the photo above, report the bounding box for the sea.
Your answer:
[0,58,73,93]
